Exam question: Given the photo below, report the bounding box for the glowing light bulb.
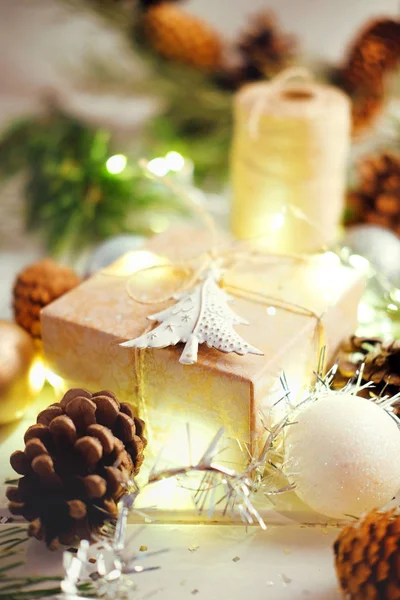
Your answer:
[28,357,46,394]
[149,215,170,234]
[104,250,169,276]
[321,251,341,267]
[106,154,127,174]
[270,212,285,231]
[391,289,400,304]
[46,368,67,394]
[29,357,66,396]
[348,254,370,273]
[147,157,169,177]
[165,151,185,172]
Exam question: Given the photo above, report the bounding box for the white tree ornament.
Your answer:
[120,264,263,365]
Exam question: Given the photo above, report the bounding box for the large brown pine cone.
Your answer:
[13,259,80,342]
[335,336,400,406]
[346,153,400,235]
[337,18,400,134]
[7,388,146,549]
[141,3,223,71]
[334,508,400,600]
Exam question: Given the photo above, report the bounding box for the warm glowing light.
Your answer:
[28,358,46,394]
[358,301,376,324]
[147,157,169,177]
[270,212,285,231]
[29,357,66,395]
[105,250,169,276]
[320,251,341,267]
[46,368,67,394]
[388,303,398,312]
[266,306,276,316]
[106,154,127,175]
[348,254,370,273]
[150,215,170,234]
[165,151,185,172]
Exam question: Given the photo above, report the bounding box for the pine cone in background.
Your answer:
[346,153,400,234]
[337,18,400,135]
[335,336,400,406]
[141,3,224,71]
[233,12,296,85]
[334,508,400,599]
[7,388,146,549]
[351,94,384,137]
[139,0,182,6]
[13,259,80,342]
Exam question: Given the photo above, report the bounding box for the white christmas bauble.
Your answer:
[341,224,400,288]
[284,393,400,519]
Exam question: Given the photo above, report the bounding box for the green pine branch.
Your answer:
[0,526,95,599]
[0,114,188,256]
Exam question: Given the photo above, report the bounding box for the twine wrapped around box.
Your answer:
[116,170,327,434]
[41,159,365,514]
[126,246,326,440]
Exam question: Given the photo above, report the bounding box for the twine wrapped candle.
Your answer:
[231,70,351,253]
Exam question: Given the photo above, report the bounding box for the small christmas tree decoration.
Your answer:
[234,11,296,84]
[334,508,400,599]
[338,18,400,134]
[336,336,400,403]
[120,263,263,365]
[346,152,400,235]
[13,259,80,342]
[7,388,146,549]
[141,3,224,71]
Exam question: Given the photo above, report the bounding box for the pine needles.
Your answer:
[0,526,94,599]
[0,114,186,256]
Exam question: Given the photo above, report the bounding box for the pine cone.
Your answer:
[233,11,296,85]
[7,388,146,549]
[141,3,223,71]
[13,260,80,342]
[139,0,182,6]
[335,336,400,405]
[334,508,400,599]
[351,93,384,138]
[338,18,400,134]
[345,152,400,235]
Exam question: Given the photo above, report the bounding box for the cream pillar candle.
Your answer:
[231,71,351,254]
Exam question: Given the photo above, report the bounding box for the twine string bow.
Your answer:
[103,141,330,428]
[126,159,324,334]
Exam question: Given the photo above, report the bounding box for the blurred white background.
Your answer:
[0,0,398,269]
[0,0,397,132]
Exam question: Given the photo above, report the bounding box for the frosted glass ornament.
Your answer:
[284,393,400,519]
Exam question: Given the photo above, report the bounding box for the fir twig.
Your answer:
[0,114,188,256]
[0,528,26,539]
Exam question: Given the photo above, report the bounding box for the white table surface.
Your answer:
[0,249,342,600]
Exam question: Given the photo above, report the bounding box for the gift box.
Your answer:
[41,227,365,517]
